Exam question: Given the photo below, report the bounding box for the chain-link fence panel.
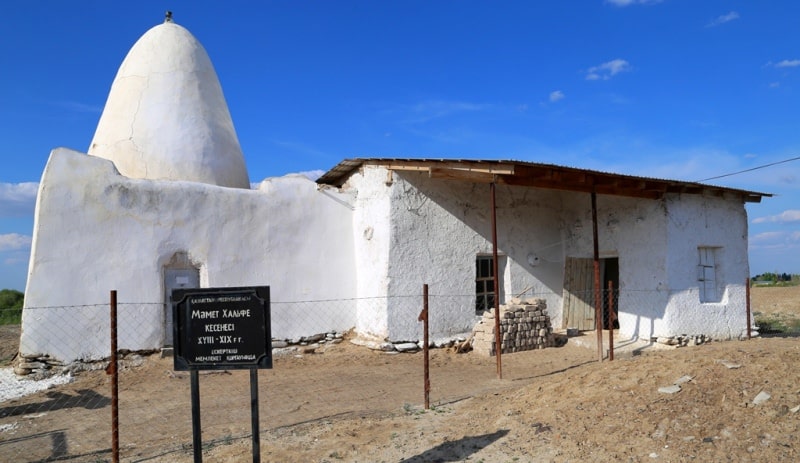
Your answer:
[1,305,113,462]
[0,287,757,461]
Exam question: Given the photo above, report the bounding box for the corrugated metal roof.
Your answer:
[315,158,771,203]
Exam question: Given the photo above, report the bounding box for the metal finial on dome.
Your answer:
[165,11,173,23]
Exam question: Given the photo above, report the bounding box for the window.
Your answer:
[475,256,495,313]
[698,247,719,303]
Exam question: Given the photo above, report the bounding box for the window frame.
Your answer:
[475,255,496,314]
[697,246,720,303]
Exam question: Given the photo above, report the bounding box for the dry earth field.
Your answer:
[0,285,798,462]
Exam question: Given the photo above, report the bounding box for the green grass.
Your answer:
[754,313,800,336]
[0,289,23,325]
[753,281,799,288]
[0,307,21,325]
[750,277,799,287]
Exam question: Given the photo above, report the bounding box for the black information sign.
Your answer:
[172,286,272,371]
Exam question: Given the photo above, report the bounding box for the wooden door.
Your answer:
[562,257,596,330]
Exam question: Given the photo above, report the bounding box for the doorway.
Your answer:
[163,252,199,346]
[601,257,619,330]
[562,256,619,330]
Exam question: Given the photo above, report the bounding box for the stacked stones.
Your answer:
[472,298,555,356]
[14,351,145,379]
[13,331,349,377]
[651,334,712,347]
[271,331,346,349]
[14,353,65,378]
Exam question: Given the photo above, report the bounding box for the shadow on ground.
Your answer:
[0,389,110,418]
[400,429,509,462]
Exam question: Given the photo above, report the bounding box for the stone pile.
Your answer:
[14,351,146,379]
[271,331,347,356]
[651,334,712,347]
[14,353,66,378]
[349,336,469,353]
[14,331,349,377]
[271,331,346,349]
[472,298,555,356]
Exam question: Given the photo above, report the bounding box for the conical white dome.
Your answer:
[87,20,250,189]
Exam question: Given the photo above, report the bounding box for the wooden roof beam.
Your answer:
[590,175,621,187]
[499,175,664,199]
[513,165,556,180]
[382,160,515,175]
[552,170,588,184]
[429,168,496,183]
[594,184,663,200]
[640,181,669,194]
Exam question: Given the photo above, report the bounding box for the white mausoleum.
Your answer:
[21,18,770,363]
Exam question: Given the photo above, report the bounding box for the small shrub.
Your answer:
[755,314,800,336]
[0,289,23,325]
[0,307,22,325]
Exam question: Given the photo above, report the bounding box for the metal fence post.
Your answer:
[109,290,119,463]
[490,182,503,379]
[607,281,614,361]
[418,284,430,409]
[746,277,752,339]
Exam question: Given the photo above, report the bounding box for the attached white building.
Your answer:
[20,18,770,363]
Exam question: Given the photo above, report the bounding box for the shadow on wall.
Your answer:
[629,312,656,346]
[398,172,565,295]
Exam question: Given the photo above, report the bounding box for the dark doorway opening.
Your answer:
[601,257,620,330]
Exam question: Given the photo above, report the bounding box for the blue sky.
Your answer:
[2,0,800,291]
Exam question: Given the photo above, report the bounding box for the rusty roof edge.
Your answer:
[314,158,773,199]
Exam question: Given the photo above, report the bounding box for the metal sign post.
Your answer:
[172,286,272,463]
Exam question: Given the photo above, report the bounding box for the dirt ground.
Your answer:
[1,286,799,462]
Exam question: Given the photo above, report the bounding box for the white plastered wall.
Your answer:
[22,148,356,362]
[347,167,391,340]
[660,194,750,340]
[559,193,671,341]
[527,191,750,341]
[371,169,569,343]
[347,168,749,344]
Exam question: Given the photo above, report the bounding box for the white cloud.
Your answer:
[0,182,38,217]
[606,0,662,6]
[407,100,490,122]
[251,169,326,188]
[0,233,31,252]
[296,170,326,181]
[549,90,565,103]
[706,11,740,28]
[586,59,631,81]
[778,173,798,185]
[52,100,103,113]
[3,253,29,266]
[749,230,800,254]
[776,59,800,68]
[750,231,784,242]
[380,99,492,126]
[752,210,800,224]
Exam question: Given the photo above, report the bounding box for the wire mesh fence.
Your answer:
[0,288,752,461]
